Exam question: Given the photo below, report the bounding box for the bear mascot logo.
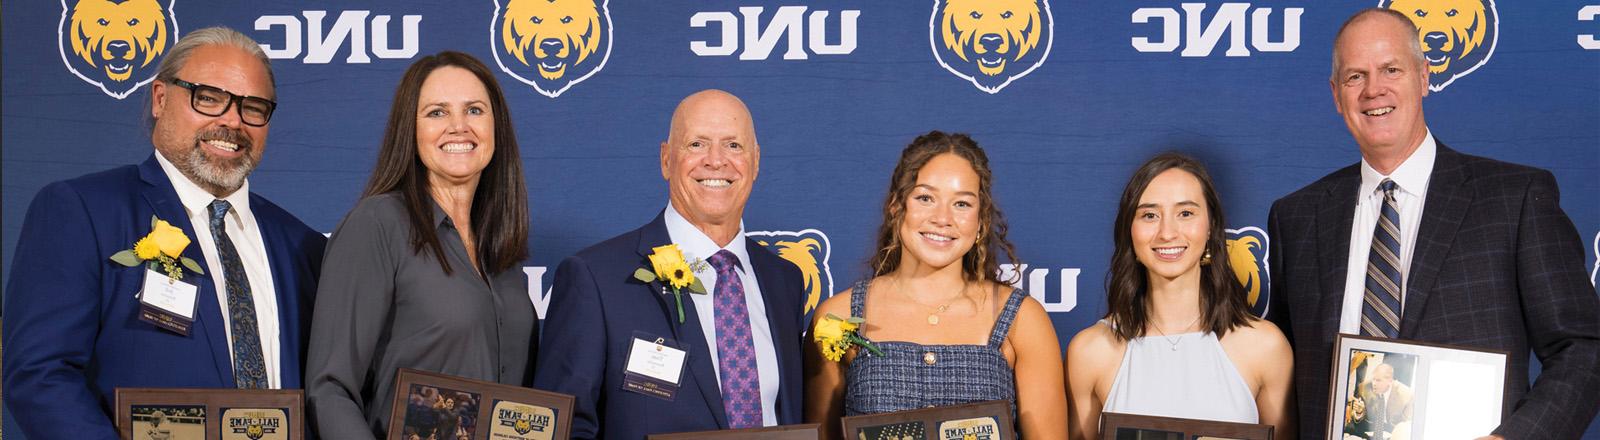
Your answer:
[1226,227,1271,317]
[58,0,176,99]
[750,229,833,320]
[1381,0,1498,91]
[930,0,1053,93]
[493,0,612,98]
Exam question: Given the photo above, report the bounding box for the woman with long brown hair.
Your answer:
[805,131,1066,439]
[1065,153,1293,439]
[306,51,534,439]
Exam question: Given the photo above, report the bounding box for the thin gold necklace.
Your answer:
[896,279,983,325]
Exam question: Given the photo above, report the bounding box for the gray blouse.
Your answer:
[306,193,535,440]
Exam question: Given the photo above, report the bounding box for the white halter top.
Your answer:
[1100,320,1259,424]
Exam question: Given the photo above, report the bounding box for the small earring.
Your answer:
[1200,249,1213,266]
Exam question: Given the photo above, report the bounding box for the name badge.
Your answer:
[138,268,199,336]
[622,334,688,401]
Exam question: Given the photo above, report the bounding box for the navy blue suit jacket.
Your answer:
[1,155,326,439]
[1266,144,1600,440]
[532,212,808,439]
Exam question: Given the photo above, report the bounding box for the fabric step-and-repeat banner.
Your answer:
[4,0,1597,437]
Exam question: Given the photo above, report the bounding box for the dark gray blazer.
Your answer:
[1266,144,1600,440]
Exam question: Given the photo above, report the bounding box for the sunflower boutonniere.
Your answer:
[109,215,205,281]
[632,244,708,324]
[814,313,882,362]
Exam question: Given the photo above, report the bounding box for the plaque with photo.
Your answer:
[387,368,575,440]
[647,423,821,440]
[1099,412,1272,440]
[1326,334,1509,440]
[840,400,1013,440]
[114,388,302,440]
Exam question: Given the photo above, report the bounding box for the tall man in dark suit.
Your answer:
[2,27,326,439]
[1267,9,1600,440]
[534,89,807,439]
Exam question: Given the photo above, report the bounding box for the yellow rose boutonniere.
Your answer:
[814,313,882,362]
[632,244,708,324]
[110,216,204,281]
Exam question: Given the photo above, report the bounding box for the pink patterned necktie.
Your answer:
[707,250,763,428]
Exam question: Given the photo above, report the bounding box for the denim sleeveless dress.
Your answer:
[843,280,1023,418]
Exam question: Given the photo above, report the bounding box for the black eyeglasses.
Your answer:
[167,78,277,127]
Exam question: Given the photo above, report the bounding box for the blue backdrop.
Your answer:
[4,0,1598,438]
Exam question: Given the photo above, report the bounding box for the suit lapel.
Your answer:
[137,156,235,387]
[635,213,729,428]
[1315,166,1361,339]
[1399,145,1470,337]
[251,197,302,388]
[748,243,799,424]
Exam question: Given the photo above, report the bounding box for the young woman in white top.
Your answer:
[1065,152,1295,439]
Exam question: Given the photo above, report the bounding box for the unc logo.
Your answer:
[58,0,177,99]
[1225,227,1271,317]
[492,0,612,98]
[1381,0,1498,91]
[750,229,833,318]
[929,0,1053,94]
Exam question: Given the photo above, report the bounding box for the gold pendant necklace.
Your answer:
[926,304,951,325]
[896,279,979,326]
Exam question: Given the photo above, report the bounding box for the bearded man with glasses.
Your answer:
[3,27,327,439]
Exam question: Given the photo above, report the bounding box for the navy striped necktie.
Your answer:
[1361,179,1404,338]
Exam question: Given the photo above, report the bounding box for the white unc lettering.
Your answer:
[1130,3,1301,57]
[690,12,739,56]
[1000,264,1080,313]
[524,266,554,319]
[1131,8,1180,52]
[1580,6,1600,50]
[255,11,421,63]
[689,6,858,60]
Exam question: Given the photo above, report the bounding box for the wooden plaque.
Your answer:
[648,423,821,440]
[387,368,575,440]
[1099,412,1272,440]
[840,400,1014,440]
[115,388,303,440]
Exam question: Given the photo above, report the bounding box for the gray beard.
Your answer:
[169,139,256,195]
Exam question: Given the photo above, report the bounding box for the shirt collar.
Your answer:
[662,202,749,273]
[1359,128,1436,199]
[428,196,452,229]
[154,149,252,222]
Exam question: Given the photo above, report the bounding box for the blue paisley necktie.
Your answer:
[209,200,268,388]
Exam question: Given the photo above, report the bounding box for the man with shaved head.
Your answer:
[534,90,807,439]
[1267,8,1600,440]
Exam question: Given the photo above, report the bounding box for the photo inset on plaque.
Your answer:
[937,416,1000,440]
[858,420,927,440]
[1340,349,1419,440]
[489,399,557,440]
[1113,427,1181,440]
[130,405,205,440]
[220,407,290,440]
[400,384,482,440]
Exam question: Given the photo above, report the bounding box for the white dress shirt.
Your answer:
[663,203,780,427]
[155,151,282,388]
[1338,130,1436,335]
